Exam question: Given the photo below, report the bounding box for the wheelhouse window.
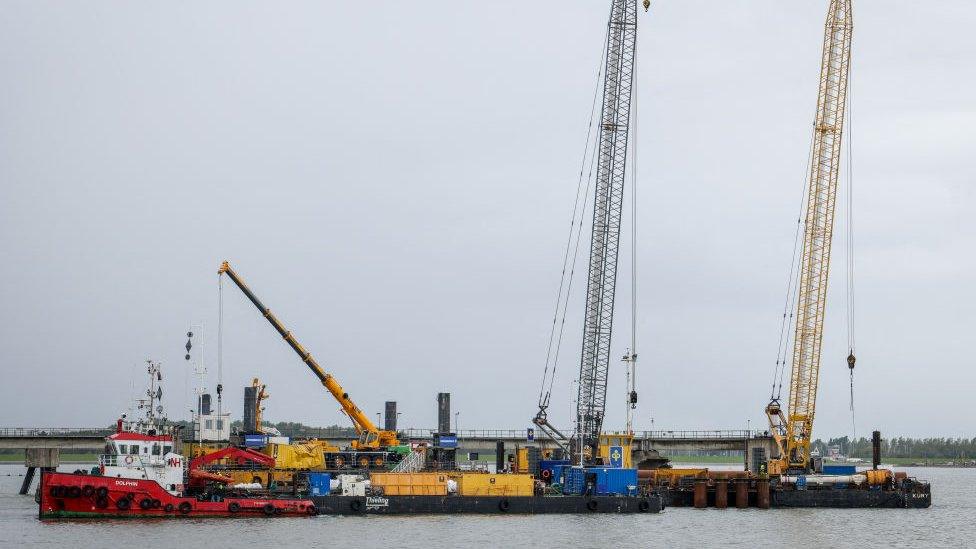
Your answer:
[163,445,172,454]
[130,445,140,455]
[152,444,161,456]
[205,420,213,430]
[118,444,127,454]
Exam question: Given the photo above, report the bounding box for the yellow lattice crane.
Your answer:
[765,0,853,475]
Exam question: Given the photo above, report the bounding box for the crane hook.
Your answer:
[643,0,651,12]
[847,352,856,370]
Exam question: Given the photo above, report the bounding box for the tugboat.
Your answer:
[38,361,317,519]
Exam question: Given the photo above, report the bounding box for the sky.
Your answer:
[1,1,973,439]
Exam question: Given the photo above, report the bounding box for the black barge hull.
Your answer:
[312,494,664,515]
[772,488,931,508]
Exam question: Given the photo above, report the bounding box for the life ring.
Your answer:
[586,500,598,511]
[178,501,192,515]
[498,499,511,512]
[541,469,552,480]
[228,502,241,513]
[263,503,276,516]
[124,456,134,465]
[164,503,174,512]
[116,497,131,510]
[350,500,363,512]
[82,485,95,498]
[139,498,153,510]
[639,500,650,512]
[95,487,109,498]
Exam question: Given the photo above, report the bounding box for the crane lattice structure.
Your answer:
[576,0,639,456]
[767,0,853,473]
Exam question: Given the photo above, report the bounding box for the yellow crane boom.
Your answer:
[218,261,399,449]
[766,0,853,474]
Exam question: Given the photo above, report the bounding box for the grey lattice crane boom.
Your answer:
[532,0,645,458]
[576,0,639,457]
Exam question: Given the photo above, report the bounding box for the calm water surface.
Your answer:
[1,463,971,548]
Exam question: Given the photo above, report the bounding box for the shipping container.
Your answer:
[451,473,534,496]
[563,467,637,496]
[308,472,332,496]
[562,467,585,495]
[822,465,857,475]
[540,459,571,482]
[370,473,449,496]
[243,434,267,448]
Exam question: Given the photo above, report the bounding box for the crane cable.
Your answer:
[538,28,608,411]
[845,56,857,442]
[771,111,817,402]
[217,271,224,418]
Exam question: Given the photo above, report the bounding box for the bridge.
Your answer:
[1,426,775,468]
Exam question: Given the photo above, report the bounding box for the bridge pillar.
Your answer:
[20,448,60,495]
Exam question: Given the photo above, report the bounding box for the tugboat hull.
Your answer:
[39,471,318,519]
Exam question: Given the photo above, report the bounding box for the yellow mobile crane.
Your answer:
[218,261,400,451]
[765,0,853,475]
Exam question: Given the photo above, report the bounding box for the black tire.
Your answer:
[263,503,276,516]
[586,499,598,511]
[95,487,109,498]
[178,501,192,515]
[82,485,95,498]
[67,486,82,498]
[498,499,511,512]
[95,497,109,509]
[164,503,174,512]
[639,500,650,512]
[73,469,84,475]
[306,505,318,516]
[139,498,153,510]
[228,502,240,514]
[116,497,131,510]
[49,486,61,498]
[152,499,161,509]
[349,500,362,512]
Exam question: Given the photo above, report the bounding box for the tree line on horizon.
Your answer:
[812,436,976,460]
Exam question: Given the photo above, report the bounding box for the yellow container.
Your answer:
[370,473,449,496]
[452,473,534,496]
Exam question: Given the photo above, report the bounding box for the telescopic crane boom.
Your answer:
[765,0,853,474]
[218,261,399,449]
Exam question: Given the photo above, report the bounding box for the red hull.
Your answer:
[39,471,317,519]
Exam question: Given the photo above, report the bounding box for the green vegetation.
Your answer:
[813,436,976,461]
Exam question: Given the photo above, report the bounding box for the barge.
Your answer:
[312,494,662,515]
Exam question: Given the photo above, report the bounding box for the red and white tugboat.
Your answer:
[38,360,317,519]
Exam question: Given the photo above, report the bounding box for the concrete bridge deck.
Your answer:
[0,427,775,462]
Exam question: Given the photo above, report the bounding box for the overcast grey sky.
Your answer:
[1,1,973,438]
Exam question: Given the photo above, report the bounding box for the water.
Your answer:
[2,463,972,548]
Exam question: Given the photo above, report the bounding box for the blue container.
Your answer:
[589,467,638,495]
[822,465,856,475]
[562,467,586,495]
[243,434,267,448]
[540,459,571,482]
[308,472,332,496]
[550,464,568,486]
